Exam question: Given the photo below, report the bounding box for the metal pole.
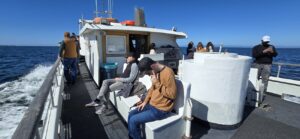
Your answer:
[57,66,61,76]
[95,0,98,17]
[55,68,59,86]
[108,0,112,18]
[277,65,281,77]
[50,86,55,106]
[35,129,41,139]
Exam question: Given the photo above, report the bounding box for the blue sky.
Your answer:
[0,0,299,47]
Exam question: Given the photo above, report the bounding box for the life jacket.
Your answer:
[63,38,78,58]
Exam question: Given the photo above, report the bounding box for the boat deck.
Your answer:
[61,62,128,139]
[62,61,300,139]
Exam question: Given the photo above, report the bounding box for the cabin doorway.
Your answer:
[129,34,149,57]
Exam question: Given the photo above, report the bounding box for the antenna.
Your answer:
[219,43,223,53]
[81,14,84,20]
[94,0,113,18]
[79,14,84,31]
[108,0,113,18]
[95,0,99,17]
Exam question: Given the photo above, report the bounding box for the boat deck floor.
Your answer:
[62,61,300,139]
[61,62,127,139]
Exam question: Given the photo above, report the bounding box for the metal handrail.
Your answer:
[272,62,300,77]
[12,58,61,139]
[273,62,300,67]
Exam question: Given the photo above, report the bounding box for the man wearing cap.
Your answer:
[59,32,79,84]
[252,35,278,93]
[85,53,139,114]
[128,57,176,139]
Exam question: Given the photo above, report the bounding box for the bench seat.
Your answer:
[109,63,192,139]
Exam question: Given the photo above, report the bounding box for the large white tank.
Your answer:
[179,52,252,126]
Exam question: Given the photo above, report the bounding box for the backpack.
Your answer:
[116,82,134,98]
[130,81,147,101]
[116,81,147,100]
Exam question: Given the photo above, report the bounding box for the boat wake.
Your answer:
[0,64,52,139]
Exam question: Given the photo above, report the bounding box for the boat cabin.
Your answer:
[79,20,187,85]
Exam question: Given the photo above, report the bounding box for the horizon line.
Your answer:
[0,44,299,48]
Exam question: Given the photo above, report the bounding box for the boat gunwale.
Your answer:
[12,58,61,139]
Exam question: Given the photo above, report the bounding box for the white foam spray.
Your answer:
[0,64,52,139]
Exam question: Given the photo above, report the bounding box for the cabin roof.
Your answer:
[79,21,187,39]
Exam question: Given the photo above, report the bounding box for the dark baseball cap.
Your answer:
[125,52,137,59]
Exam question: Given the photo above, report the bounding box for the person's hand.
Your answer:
[137,102,147,111]
[268,47,274,53]
[263,48,269,53]
[263,47,274,53]
[136,100,143,105]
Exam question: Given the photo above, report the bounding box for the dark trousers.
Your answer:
[63,58,77,83]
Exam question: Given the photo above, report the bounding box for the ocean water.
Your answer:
[0,46,58,139]
[180,46,300,81]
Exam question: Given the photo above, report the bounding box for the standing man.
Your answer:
[128,57,177,139]
[252,35,278,93]
[71,33,81,74]
[59,32,78,84]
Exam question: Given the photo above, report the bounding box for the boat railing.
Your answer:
[272,62,300,77]
[12,58,64,139]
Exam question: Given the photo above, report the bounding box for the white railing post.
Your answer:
[277,65,281,77]
[50,86,55,106]
[35,129,41,139]
[184,98,193,139]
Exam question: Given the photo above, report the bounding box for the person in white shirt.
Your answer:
[149,43,156,54]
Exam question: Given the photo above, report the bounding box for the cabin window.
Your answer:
[106,35,126,54]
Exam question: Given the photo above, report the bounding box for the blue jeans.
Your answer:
[63,58,77,83]
[128,104,169,139]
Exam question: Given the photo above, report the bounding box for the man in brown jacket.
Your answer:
[128,57,176,139]
[59,32,78,84]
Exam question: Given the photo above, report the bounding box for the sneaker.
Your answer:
[85,101,100,107]
[95,105,107,114]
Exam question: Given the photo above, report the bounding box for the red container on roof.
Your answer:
[121,20,135,26]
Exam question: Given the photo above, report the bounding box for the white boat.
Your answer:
[78,14,186,86]
[12,1,300,139]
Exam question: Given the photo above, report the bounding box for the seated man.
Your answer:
[128,57,177,139]
[85,52,139,114]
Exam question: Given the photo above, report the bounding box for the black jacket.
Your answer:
[252,43,278,64]
[121,61,136,78]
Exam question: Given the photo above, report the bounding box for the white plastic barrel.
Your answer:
[180,52,252,125]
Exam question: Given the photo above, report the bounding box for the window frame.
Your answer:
[105,35,126,54]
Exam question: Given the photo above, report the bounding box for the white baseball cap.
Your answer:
[262,35,271,42]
